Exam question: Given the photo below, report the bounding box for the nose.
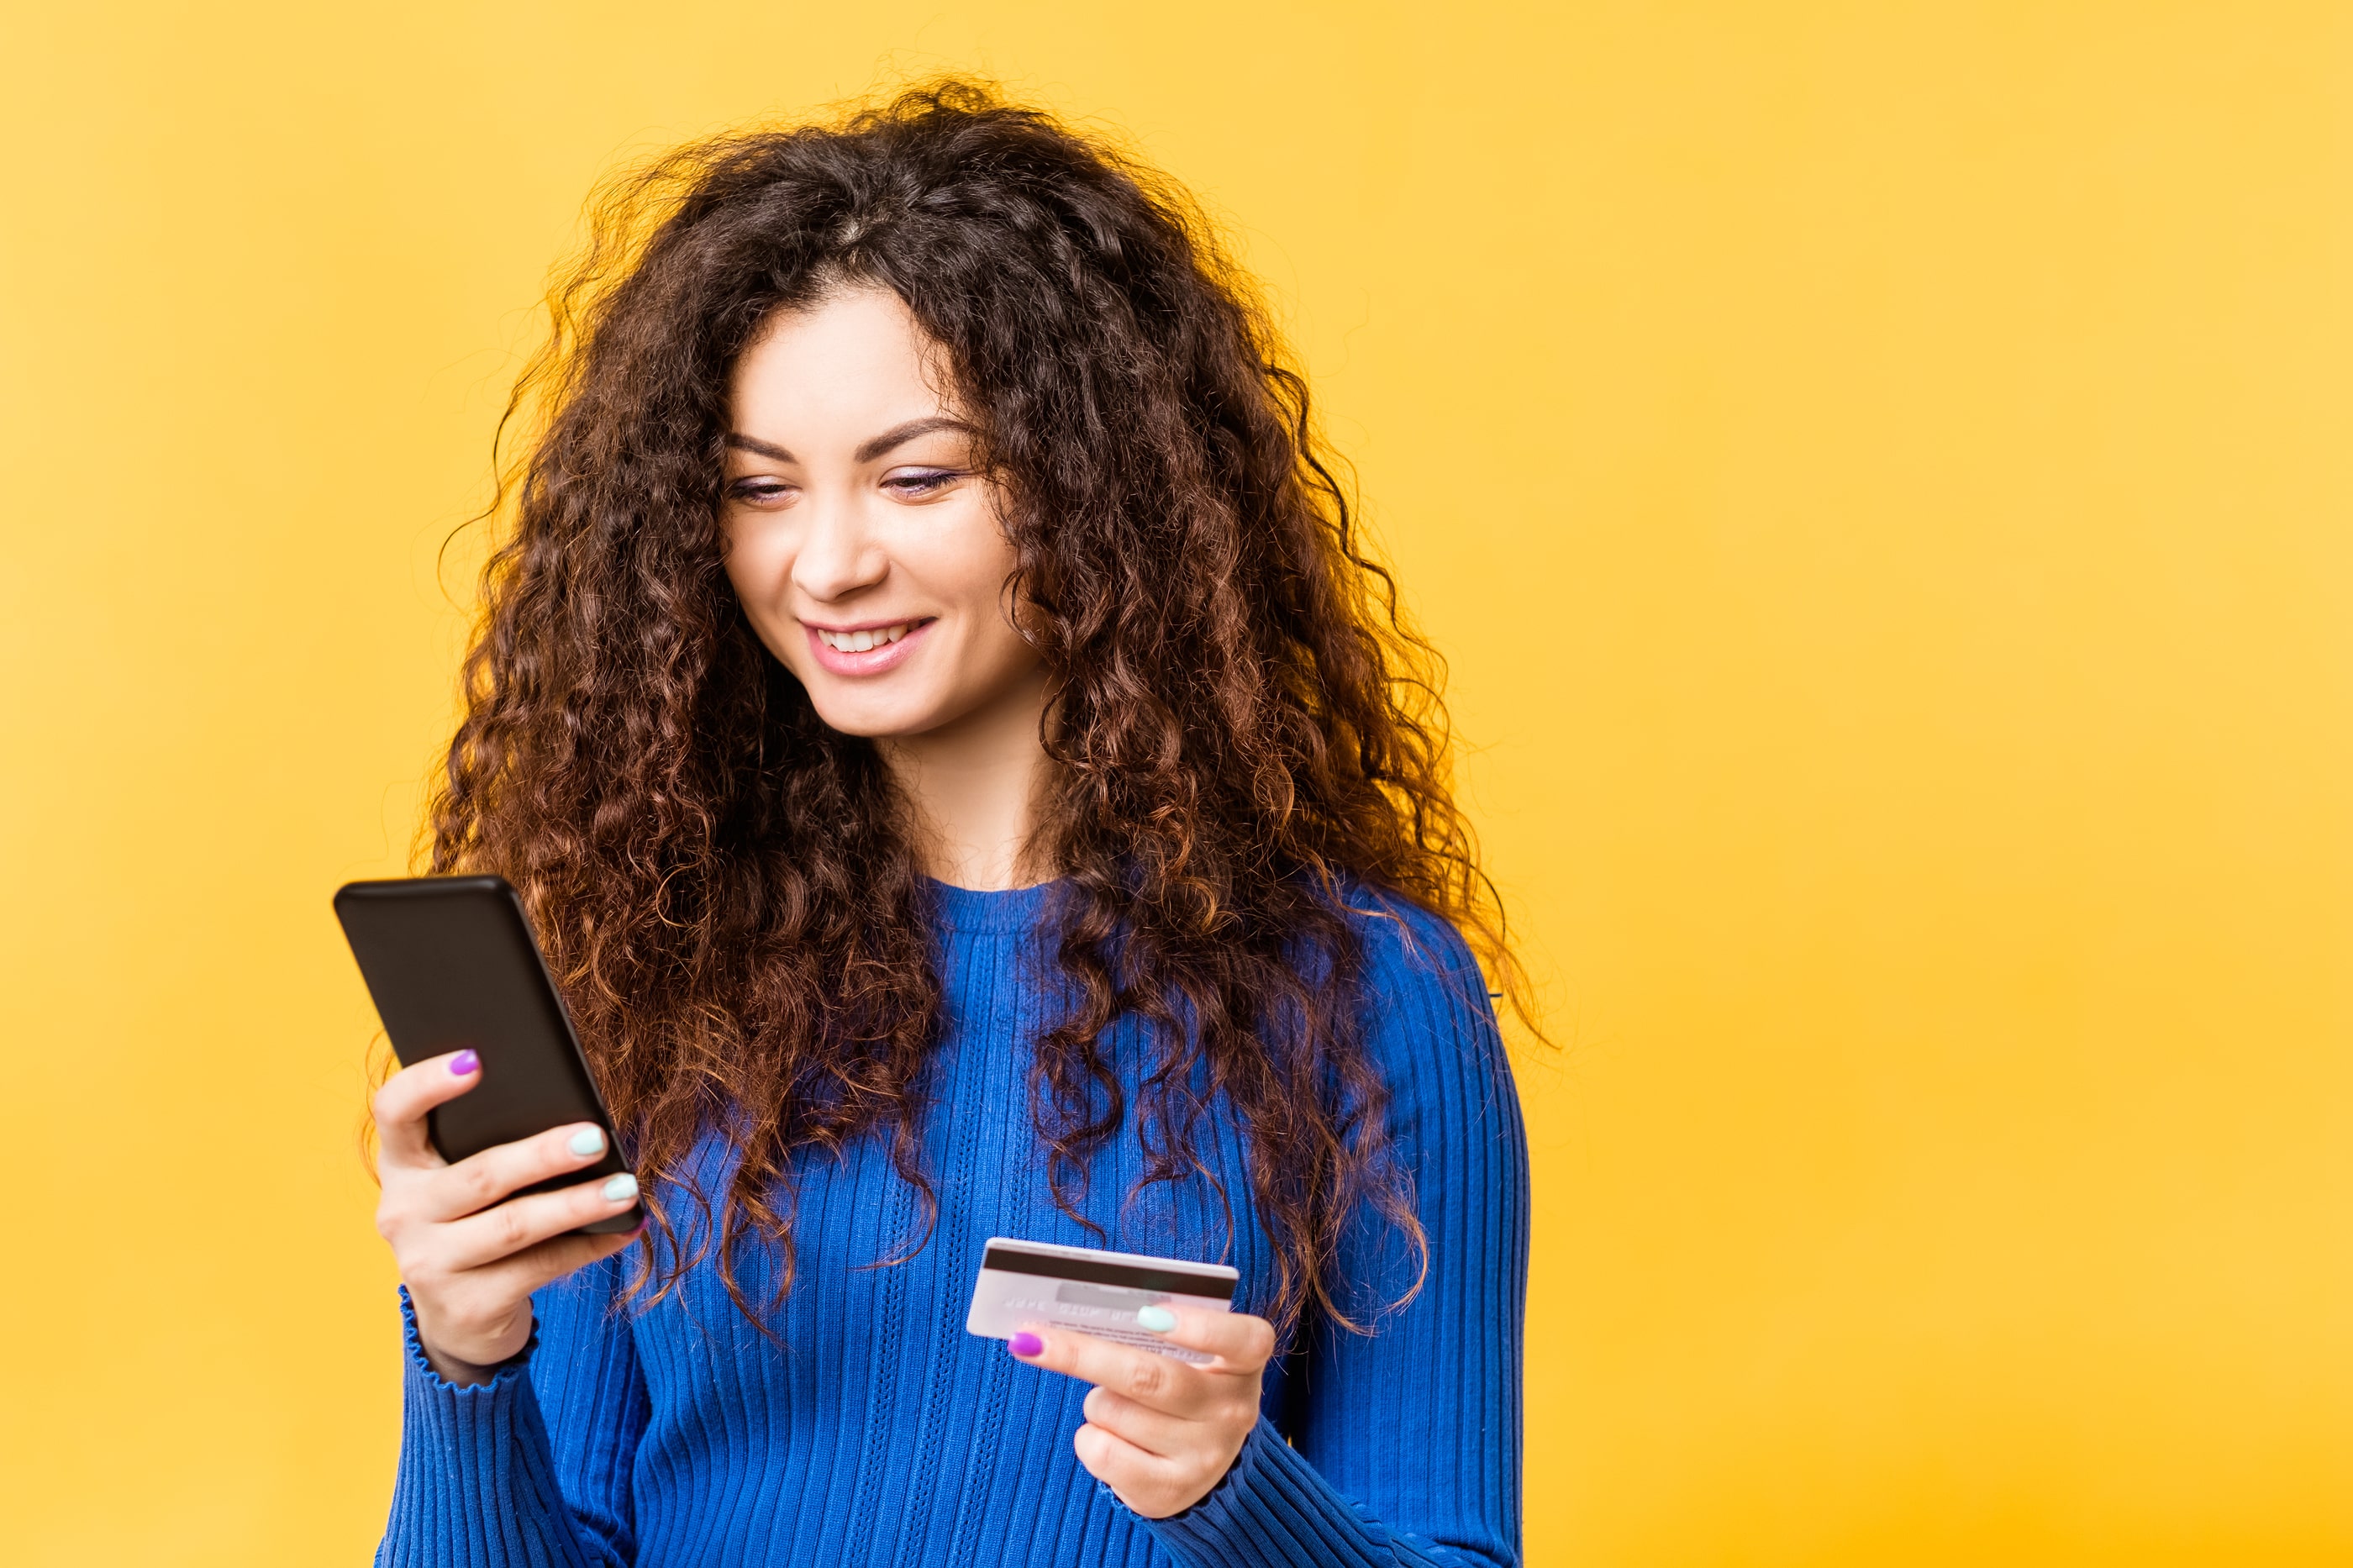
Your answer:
[789,492,887,602]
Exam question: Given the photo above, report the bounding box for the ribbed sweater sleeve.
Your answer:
[377,1256,648,1567]
[1145,899,1530,1568]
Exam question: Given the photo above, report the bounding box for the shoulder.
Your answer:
[1328,881,1525,1166]
[1329,881,1509,1087]
[1334,881,1490,1010]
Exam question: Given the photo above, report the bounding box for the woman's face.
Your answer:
[720,286,1041,743]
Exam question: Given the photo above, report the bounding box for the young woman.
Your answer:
[367,84,1529,1568]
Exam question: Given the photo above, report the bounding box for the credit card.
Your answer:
[965,1237,1239,1365]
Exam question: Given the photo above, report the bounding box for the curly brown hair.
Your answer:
[429,81,1521,1337]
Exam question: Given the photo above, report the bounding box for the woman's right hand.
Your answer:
[372,1049,642,1385]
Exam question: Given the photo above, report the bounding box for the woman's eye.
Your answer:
[883,469,962,498]
[728,478,795,506]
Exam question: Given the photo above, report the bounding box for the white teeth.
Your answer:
[818,622,915,653]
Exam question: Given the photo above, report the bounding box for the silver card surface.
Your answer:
[966,1237,1239,1365]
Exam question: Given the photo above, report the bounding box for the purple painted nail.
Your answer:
[1008,1331,1044,1358]
[450,1050,480,1076]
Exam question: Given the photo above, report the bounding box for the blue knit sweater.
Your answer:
[378,881,1528,1566]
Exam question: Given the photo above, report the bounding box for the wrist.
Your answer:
[421,1341,507,1386]
[402,1289,532,1387]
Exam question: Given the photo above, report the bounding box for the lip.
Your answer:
[803,616,934,677]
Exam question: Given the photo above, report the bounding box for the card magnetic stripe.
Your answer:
[978,1247,1238,1302]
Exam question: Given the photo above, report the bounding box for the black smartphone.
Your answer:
[334,874,640,1234]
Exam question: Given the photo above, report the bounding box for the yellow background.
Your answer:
[3,3,2346,1563]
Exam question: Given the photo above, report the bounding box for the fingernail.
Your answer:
[450,1050,479,1075]
[601,1174,639,1203]
[1135,1305,1176,1333]
[1008,1331,1044,1358]
[568,1127,607,1157]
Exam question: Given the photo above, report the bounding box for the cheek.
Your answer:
[721,527,806,660]
[929,504,1023,633]
[720,524,757,597]
[723,524,783,603]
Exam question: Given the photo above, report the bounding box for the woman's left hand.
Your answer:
[1011,1306,1277,1518]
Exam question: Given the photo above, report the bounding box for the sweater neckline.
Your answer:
[924,876,1059,934]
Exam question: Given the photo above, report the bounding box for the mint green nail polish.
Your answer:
[1136,1305,1176,1333]
[602,1174,639,1203]
[568,1128,606,1157]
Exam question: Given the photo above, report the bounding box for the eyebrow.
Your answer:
[856,416,975,463]
[723,432,795,463]
[722,417,976,467]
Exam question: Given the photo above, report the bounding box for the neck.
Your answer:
[876,668,1055,892]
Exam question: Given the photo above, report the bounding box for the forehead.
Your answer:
[729,286,961,436]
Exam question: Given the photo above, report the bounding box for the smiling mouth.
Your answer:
[812,619,928,653]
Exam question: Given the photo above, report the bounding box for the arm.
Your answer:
[367,1051,652,1567]
[1148,902,1530,1568]
[379,1257,650,1567]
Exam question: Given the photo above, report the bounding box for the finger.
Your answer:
[1080,1383,1193,1458]
[1071,1423,1192,1519]
[1010,1325,1212,1417]
[372,1051,486,1171]
[458,1223,640,1302]
[434,1173,642,1271]
[417,1119,620,1223]
[1138,1305,1277,1374]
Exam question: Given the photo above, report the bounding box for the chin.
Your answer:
[799,686,947,741]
